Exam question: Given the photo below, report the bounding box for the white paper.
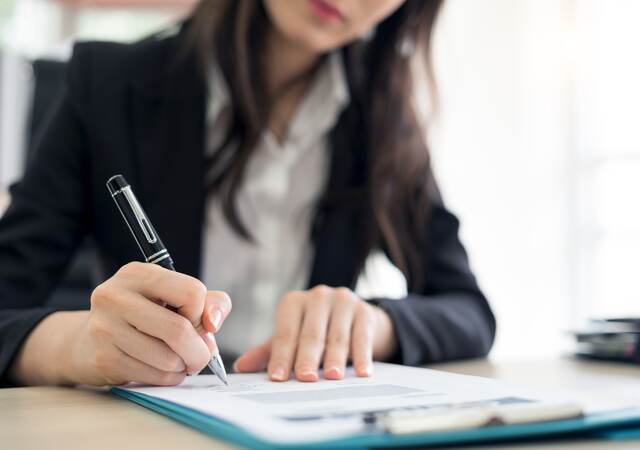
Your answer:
[119,362,627,445]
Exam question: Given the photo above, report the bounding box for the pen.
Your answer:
[106,174,229,385]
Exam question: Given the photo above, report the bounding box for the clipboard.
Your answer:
[111,387,640,449]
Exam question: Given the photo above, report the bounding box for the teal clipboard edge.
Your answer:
[111,387,640,450]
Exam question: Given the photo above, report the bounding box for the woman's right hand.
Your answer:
[8,262,232,387]
[68,262,232,386]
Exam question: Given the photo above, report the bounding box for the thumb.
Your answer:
[202,291,232,333]
[234,338,272,373]
[196,291,231,354]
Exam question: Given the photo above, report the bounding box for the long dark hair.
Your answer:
[187,0,443,290]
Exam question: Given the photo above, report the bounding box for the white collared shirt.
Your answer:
[201,53,350,356]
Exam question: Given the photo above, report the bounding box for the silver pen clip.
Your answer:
[121,186,157,244]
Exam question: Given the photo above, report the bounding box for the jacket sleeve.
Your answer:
[370,188,496,365]
[0,50,92,385]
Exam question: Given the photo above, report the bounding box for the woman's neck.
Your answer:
[263,26,322,142]
[264,26,320,98]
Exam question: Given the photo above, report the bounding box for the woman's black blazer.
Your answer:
[0,27,495,385]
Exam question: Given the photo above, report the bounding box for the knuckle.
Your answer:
[159,351,184,372]
[277,296,299,314]
[326,332,349,348]
[118,261,145,277]
[119,261,159,288]
[312,284,331,296]
[185,279,207,304]
[299,329,323,344]
[89,281,119,309]
[169,354,185,372]
[167,316,193,346]
[281,291,300,305]
[272,334,295,348]
[90,285,110,309]
[277,308,300,326]
[335,287,357,304]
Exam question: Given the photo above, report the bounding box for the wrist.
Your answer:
[372,305,397,361]
[56,311,91,385]
[8,311,89,386]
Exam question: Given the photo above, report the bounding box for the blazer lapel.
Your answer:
[130,42,206,279]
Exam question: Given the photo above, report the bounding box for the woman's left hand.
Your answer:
[234,285,397,381]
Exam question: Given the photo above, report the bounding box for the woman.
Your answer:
[0,0,495,387]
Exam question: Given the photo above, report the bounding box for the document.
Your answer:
[119,363,613,445]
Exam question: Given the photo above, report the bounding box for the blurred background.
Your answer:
[0,0,638,360]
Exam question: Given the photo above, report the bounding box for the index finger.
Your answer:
[268,293,305,381]
[117,262,207,326]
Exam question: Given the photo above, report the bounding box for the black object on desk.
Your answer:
[573,318,640,363]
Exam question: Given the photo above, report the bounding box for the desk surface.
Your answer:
[2,357,639,450]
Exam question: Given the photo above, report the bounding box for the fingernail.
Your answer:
[326,366,342,378]
[299,369,318,381]
[233,360,240,373]
[210,307,223,331]
[271,367,286,381]
[364,362,374,376]
[200,331,215,349]
[357,362,373,377]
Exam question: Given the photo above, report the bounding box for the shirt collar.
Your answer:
[206,61,230,127]
[286,51,350,148]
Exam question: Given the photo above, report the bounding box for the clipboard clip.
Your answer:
[366,401,583,435]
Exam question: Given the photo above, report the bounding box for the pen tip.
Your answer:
[208,352,229,386]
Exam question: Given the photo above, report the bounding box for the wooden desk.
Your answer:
[1,358,639,450]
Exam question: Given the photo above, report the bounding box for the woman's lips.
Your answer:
[309,0,344,22]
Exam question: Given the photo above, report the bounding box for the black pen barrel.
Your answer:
[107,175,175,270]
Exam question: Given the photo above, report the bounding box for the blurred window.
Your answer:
[573,1,640,319]
[430,0,640,357]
